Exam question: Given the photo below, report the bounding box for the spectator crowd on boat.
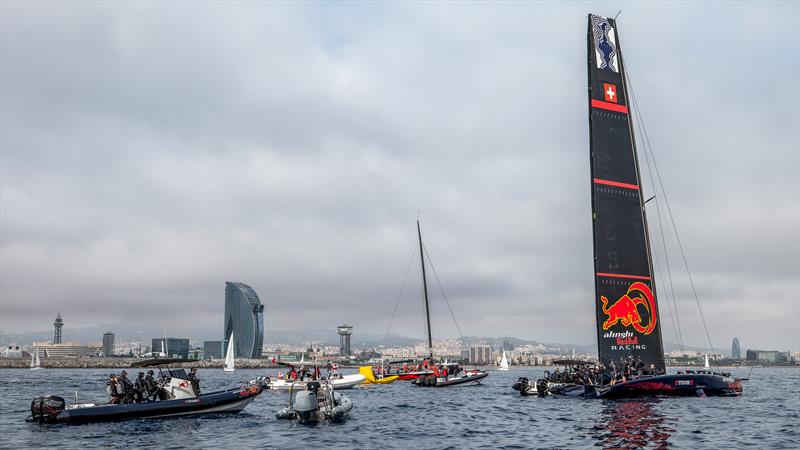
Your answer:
[543,356,659,386]
[105,368,201,404]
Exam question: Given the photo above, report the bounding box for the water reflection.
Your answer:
[591,399,675,449]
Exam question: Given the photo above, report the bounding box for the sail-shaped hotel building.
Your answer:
[224,281,264,358]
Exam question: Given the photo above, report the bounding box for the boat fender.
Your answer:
[30,395,65,424]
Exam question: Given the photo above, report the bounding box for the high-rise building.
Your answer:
[338,325,353,356]
[203,340,225,359]
[224,282,264,359]
[102,332,115,356]
[53,313,63,344]
[470,345,492,365]
[151,338,190,359]
[731,337,741,359]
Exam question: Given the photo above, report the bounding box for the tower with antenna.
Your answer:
[53,313,63,344]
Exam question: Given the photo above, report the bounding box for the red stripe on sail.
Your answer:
[591,99,628,114]
[596,272,652,281]
[593,178,640,190]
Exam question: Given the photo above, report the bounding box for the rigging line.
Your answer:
[628,80,685,355]
[383,238,419,348]
[421,242,464,339]
[626,70,716,356]
[648,209,682,350]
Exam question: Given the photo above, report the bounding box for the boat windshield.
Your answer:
[166,368,189,379]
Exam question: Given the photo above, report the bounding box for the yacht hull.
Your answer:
[27,385,263,424]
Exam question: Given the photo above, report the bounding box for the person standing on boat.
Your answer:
[134,372,147,403]
[106,374,122,404]
[144,370,157,401]
[188,368,201,396]
[118,370,135,403]
[331,362,338,376]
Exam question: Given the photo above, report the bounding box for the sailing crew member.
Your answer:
[106,374,122,404]
[188,368,201,396]
[117,371,134,404]
[331,362,338,376]
[134,372,147,403]
[144,370,159,401]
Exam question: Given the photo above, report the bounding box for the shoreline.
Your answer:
[1,358,795,370]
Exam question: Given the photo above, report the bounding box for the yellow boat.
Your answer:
[359,366,399,384]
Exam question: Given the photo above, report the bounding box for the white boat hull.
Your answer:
[268,374,365,391]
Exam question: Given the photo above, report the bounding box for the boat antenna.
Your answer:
[417,219,434,361]
[614,10,622,21]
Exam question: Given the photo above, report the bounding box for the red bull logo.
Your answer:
[600,281,657,335]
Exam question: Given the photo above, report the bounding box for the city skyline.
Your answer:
[1,3,798,352]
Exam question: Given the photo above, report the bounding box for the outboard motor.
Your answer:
[30,395,65,423]
[514,377,538,396]
[291,391,319,422]
[535,379,548,396]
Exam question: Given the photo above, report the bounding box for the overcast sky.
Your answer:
[1,2,798,352]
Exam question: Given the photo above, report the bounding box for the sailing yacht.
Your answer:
[224,332,235,372]
[514,14,742,398]
[411,220,489,388]
[499,351,510,371]
[30,348,42,370]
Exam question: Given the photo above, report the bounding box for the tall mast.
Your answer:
[587,13,665,373]
[417,220,433,360]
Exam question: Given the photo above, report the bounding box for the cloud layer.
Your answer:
[2,2,798,352]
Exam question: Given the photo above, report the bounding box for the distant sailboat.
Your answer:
[30,348,42,371]
[224,332,235,372]
[499,351,510,371]
[704,354,710,369]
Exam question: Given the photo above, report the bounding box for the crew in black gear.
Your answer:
[119,370,135,404]
[188,368,201,396]
[134,371,147,403]
[106,374,122,404]
[144,370,160,401]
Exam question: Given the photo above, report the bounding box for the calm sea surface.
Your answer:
[1,367,798,449]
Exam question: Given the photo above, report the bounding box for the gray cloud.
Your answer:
[1,2,798,352]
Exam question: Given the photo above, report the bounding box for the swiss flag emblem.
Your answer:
[603,83,618,103]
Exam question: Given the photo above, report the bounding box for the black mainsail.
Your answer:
[587,14,665,373]
[513,15,742,398]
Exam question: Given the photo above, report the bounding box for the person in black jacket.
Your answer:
[133,371,147,403]
[118,370,135,404]
[187,368,201,396]
[106,374,122,404]
[144,370,159,401]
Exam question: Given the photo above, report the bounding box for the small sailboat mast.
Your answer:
[30,347,42,370]
[224,331,235,372]
[417,219,434,361]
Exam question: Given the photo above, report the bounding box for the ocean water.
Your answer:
[1,367,798,449]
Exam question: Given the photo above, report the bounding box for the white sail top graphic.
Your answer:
[30,347,42,370]
[224,332,235,372]
[704,354,710,369]
[499,351,509,370]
